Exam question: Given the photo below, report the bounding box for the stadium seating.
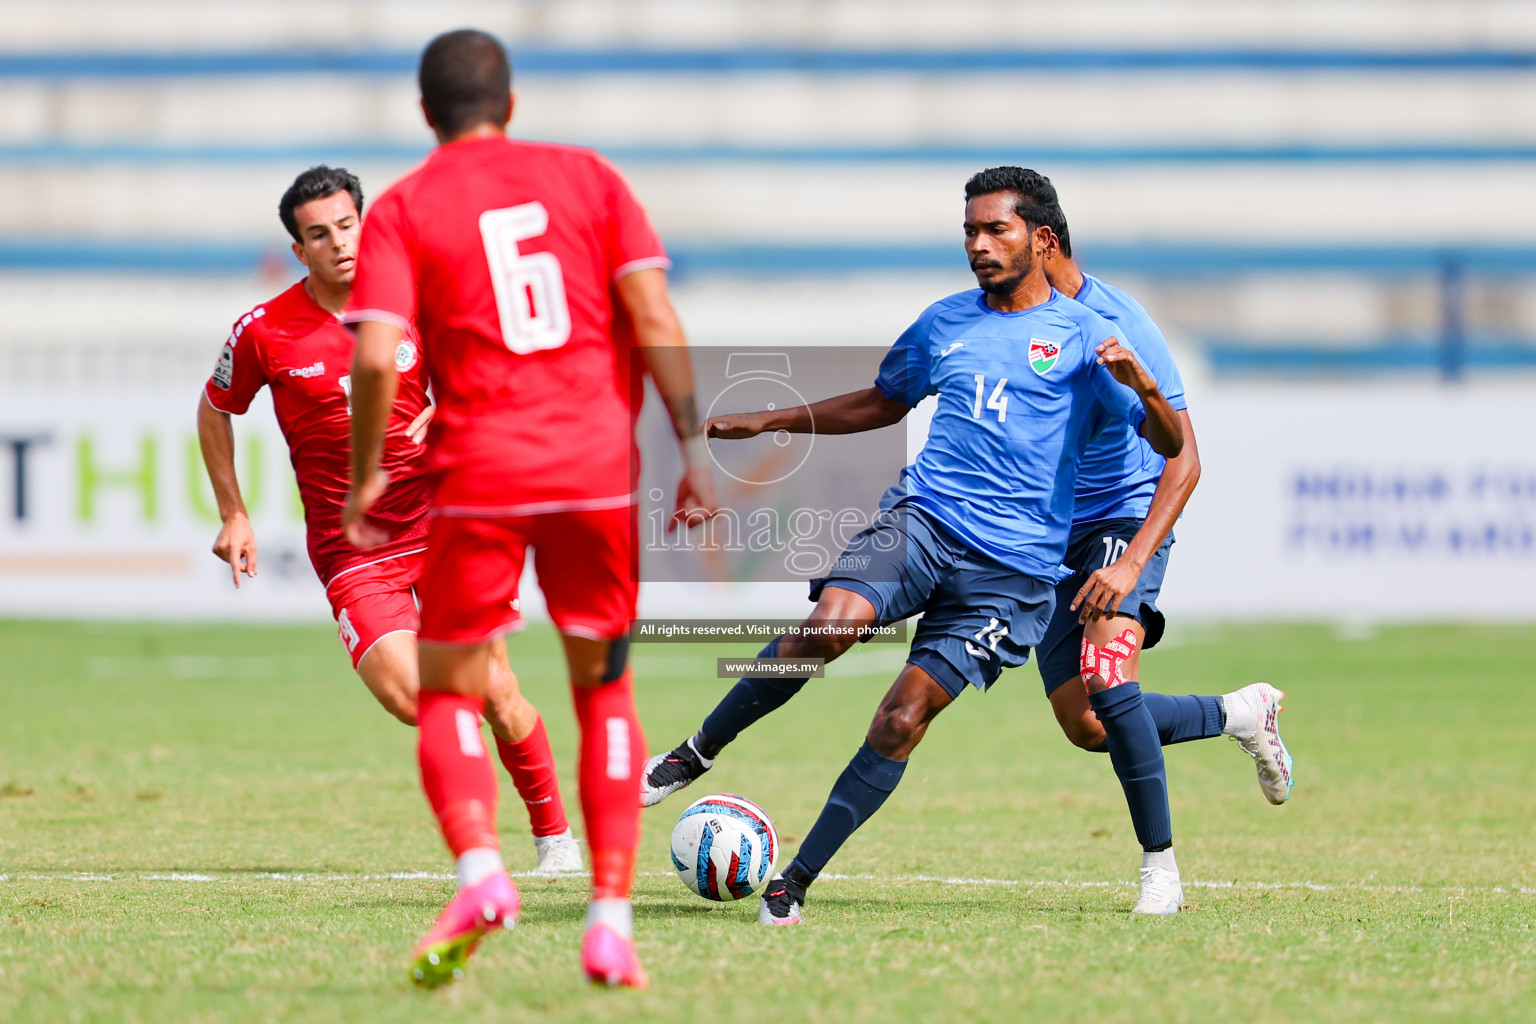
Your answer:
[2,0,1535,380]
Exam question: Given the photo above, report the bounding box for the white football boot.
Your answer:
[533,828,585,874]
[1131,849,1183,915]
[1222,683,1294,805]
[638,737,713,808]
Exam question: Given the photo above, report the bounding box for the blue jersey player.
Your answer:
[641,167,1185,925]
[1001,173,1293,914]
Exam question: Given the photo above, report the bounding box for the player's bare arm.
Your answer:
[1073,409,1201,623]
[196,393,258,587]
[1096,338,1184,458]
[708,385,909,438]
[342,319,403,548]
[615,266,721,530]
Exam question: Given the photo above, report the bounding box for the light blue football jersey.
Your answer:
[875,288,1147,582]
[1068,274,1188,523]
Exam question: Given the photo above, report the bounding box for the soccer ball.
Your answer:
[669,793,779,902]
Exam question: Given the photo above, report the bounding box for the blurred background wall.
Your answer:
[1,0,1533,622]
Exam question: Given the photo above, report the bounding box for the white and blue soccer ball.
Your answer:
[670,793,779,902]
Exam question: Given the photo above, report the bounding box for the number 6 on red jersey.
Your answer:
[479,201,572,353]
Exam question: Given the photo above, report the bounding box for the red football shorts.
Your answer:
[417,505,637,646]
[325,550,425,670]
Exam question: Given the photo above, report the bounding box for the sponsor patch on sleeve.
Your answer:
[211,342,235,389]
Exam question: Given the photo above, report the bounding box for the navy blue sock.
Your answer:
[699,638,810,750]
[788,741,907,883]
[1143,692,1225,745]
[1089,682,1173,851]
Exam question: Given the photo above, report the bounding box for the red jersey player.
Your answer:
[342,32,718,989]
[196,165,581,874]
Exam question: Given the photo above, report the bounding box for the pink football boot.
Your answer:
[581,923,649,989]
[408,871,521,988]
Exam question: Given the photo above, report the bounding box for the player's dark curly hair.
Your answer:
[278,165,364,242]
[419,29,513,138]
[963,166,1073,258]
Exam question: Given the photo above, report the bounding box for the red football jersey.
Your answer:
[204,279,433,585]
[345,136,669,513]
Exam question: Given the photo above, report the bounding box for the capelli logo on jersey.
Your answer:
[288,362,325,378]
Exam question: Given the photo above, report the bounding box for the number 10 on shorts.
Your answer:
[480,201,572,354]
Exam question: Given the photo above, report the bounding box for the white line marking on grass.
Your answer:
[818,873,1536,895]
[379,871,455,880]
[142,873,219,881]
[2,871,1530,896]
[245,872,460,881]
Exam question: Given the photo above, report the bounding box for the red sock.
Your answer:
[570,669,644,899]
[494,716,570,838]
[417,689,500,857]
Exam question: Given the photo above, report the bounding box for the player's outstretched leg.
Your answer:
[409,644,521,988]
[1220,683,1292,804]
[1056,679,1227,749]
[639,636,802,806]
[1127,685,1293,804]
[761,664,951,926]
[566,635,648,989]
[1082,629,1182,915]
[640,588,877,808]
[483,648,582,872]
[1054,679,1294,805]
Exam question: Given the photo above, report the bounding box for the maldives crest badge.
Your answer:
[1028,338,1060,376]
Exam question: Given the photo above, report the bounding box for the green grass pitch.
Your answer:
[1,620,1532,1023]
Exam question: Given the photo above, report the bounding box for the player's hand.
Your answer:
[405,405,434,446]
[342,470,392,549]
[1071,554,1144,624]
[1096,338,1158,396]
[706,412,767,440]
[211,512,259,588]
[670,466,721,533]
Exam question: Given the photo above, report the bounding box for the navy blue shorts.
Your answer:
[1036,518,1173,696]
[809,501,1054,699]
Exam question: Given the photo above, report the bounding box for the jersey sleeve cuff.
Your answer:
[340,308,411,331]
[875,376,917,407]
[202,382,248,415]
[613,256,672,280]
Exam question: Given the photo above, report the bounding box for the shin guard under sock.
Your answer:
[788,741,907,883]
[495,716,570,838]
[417,689,500,857]
[571,670,645,899]
[1089,682,1174,851]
